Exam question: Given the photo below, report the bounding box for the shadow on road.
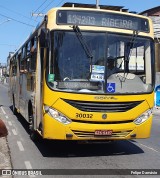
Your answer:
[11,106,144,158]
[34,139,144,158]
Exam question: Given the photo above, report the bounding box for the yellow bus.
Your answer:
[9,4,155,141]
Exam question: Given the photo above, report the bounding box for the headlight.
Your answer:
[44,105,72,125]
[134,109,152,125]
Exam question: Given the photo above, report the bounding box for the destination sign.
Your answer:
[57,10,149,32]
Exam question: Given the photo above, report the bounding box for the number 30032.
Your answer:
[76,113,93,118]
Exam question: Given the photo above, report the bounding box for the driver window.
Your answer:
[129,45,144,71]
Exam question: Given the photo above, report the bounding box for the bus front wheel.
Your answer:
[12,95,17,115]
[29,112,38,141]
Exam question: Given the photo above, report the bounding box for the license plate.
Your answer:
[95,130,113,136]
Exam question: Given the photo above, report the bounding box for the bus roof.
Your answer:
[62,2,126,12]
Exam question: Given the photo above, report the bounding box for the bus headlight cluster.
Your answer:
[134,109,152,125]
[44,105,72,125]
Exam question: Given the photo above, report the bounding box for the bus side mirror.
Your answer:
[39,28,50,48]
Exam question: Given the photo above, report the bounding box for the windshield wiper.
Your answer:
[72,25,93,77]
[124,30,139,73]
[117,30,139,88]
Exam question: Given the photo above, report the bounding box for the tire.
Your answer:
[29,110,39,141]
[12,96,17,115]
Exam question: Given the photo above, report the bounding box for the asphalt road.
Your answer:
[0,83,160,178]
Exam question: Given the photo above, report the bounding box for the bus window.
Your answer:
[28,36,37,72]
[31,36,37,53]
[27,41,31,56]
[11,57,17,76]
[22,46,26,59]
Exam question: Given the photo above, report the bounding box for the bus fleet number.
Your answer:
[76,113,93,119]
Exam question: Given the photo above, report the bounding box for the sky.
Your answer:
[0,0,160,65]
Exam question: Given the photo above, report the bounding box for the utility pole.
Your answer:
[96,0,100,9]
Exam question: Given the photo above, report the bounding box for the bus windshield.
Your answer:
[47,30,154,94]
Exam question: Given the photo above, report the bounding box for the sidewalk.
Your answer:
[0,119,12,178]
[0,82,13,177]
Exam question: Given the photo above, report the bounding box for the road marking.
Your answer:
[12,129,17,135]
[139,143,160,153]
[24,161,35,177]
[17,141,24,151]
[129,141,160,153]
[8,121,12,126]
[5,115,8,119]
[24,161,32,169]
[1,107,6,114]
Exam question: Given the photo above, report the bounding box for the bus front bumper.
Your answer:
[42,115,152,140]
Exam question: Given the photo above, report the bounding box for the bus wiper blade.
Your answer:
[73,25,93,60]
[73,25,93,78]
[118,30,139,87]
[127,30,139,58]
[124,30,139,74]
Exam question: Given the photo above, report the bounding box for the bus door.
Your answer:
[15,54,20,112]
[34,36,44,132]
[34,28,47,134]
[19,59,28,117]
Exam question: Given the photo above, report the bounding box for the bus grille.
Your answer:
[72,130,132,138]
[62,99,143,112]
[71,120,133,124]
